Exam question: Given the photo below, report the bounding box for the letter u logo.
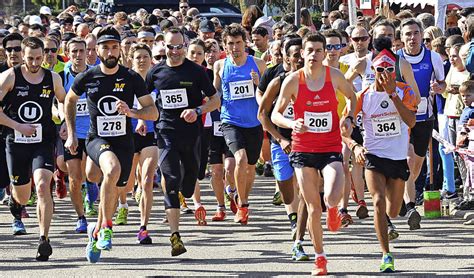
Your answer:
[103,102,116,114]
[24,107,37,119]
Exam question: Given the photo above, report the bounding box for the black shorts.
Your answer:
[198,127,212,180]
[0,137,10,188]
[221,123,263,165]
[365,154,410,181]
[134,132,157,153]
[208,134,234,165]
[64,138,87,162]
[55,125,64,157]
[290,152,343,170]
[351,126,364,145]
[410,120,434,157]
[86,136,134,187]
[5,138,55,186]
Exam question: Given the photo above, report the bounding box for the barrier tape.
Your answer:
[432,130,474,157]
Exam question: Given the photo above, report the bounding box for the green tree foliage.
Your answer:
[31,0,61,10]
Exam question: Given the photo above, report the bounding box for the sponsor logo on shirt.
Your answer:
[380,100,389,109]
[179,81,193,86]
[40,88,52,98]
[113,83,125,92]
[17,91,28,97]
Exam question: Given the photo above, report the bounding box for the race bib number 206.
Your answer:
[304,111,332,133]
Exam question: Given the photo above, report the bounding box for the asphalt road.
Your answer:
[1,177,473,277]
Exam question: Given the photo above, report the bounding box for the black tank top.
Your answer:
[269,72,293,145]
[3,65,56,142]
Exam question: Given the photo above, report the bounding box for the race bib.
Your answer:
[283,103,295,120]
[97,115,126,137]
[76,98,89,116]
[416,97,428,116]
[304,111,332,133]
[371,116,401,138]
[14,124,42,143]
[213,121,224,137]
[161,88,189,109]
[229,80,255,100]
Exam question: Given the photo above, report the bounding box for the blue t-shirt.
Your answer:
[460,106,474,125]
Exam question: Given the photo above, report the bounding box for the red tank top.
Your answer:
[292,66,342,153]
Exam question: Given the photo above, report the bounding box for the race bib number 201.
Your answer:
[97,115,126,137]
[229,80,255,100]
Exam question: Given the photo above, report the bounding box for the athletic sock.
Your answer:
[9,197,22,220]
[119,202,128,209]
[294,239,303,247]
[288,213,297,226]
[101,220,113,229]
[316,252,326,258]
[140,225,147,231]
[241,203,249,208]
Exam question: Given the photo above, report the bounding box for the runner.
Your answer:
[0,36,67,261]
[214,23,267,224]
[344,37,417,272]
[146,27,220,255]
[64,26,158,263]
[271,32,356,275]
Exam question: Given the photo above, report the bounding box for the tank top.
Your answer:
[269,72,293,145]
[4,65,56,143]
[220,55,261,128]
[397,46,434,122]
[64,63,90,139]
[292,66,342,153]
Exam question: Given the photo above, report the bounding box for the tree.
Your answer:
[31,0,62,11]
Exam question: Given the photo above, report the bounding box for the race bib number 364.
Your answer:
[229,80,255,100]
[371,116,401,138]
[97,115,126,137]
[304,111,332,133]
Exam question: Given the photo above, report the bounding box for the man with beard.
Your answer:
[64,26,158,263]
[0,36,67,261]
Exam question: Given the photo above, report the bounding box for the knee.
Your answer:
[142,175,154,189]
[103,163,121,182]
[36,183,51,199]
[307,203,322,219]
[324,193,341,208]
[68,171,83,188]
[212,169,224,182]
[372,196,386,213]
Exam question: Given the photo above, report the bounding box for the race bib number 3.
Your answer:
[229,80,255,100]
[161,88,189,109]
[283,103,294,120]
[304,111,332,133]
[14,124,42,143]
[213,121,224,137]
[371,116,401,138]
[416,97,428,116]
[97,115,126,137]
[76,99,89,116]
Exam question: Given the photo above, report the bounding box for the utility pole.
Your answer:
[295,0,301,28]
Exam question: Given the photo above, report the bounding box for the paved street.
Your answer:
[1,177,473,277]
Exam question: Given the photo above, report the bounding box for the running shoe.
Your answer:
[36,238,52,261]
[272,191,283,206]
[170,233,187,256]
[12,219,27,235]
[135,188,142,204]
[291,243,309,261]
[406,208,421,230]
[355,200,369,219]
[388,222,399,241]
[234,207,249,225]
[399,200,407,217]
[311,256,328,276]
[27,190,37,206]
[3,194,10,205]
[225,185,238,214]
[380,253,395,273]
[255,161,264,176]
[179,192,193,214]
[84,200,98,217]
[0,188,5,203]
[54,169,67,199]
[211,210,226,221]
[263,162,274,177]
[86,223,101,263]
[195,206,207,226]
[96,227,113,251]
[137,229,152,245]
[340,210,353,227]
[75,217,88,233]
[21,207,29,218]
[326,207,342,232]
[115,207,128,225]
[85,182,99,203]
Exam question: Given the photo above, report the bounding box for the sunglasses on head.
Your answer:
[375,66,395,73]
[154,54,166,60]
[166,44,185,50]
[351,36,369,42]
[44,48,58,53]
[326,44,342,51]
[5,46,21,53]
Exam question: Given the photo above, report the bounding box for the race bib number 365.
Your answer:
[229,80,255,100]
[14,124,42,143]
[97,115,126,137]
[161,88,189,109]
[304,111,332,133]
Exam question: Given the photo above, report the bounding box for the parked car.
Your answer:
[199,12,242,26]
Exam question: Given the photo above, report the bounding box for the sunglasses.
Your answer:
[166,44,185,50]
[326,44,342,51]
[375,66,395,73]
[5,46,21,53]
[341,43,347,48]
[322,15,328,18]
[44,48,58,53]
[154,54,166,60]
[423,38,432,43]
[351,36,369,42]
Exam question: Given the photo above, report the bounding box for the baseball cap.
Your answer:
[40,6,52,15]
[199,19,215,33]
[97,26,121,44]
[29,15,42,26]
[73,15,84,26]
[62,32,77,42]
[159,19,174,31]
[0,29,9,38]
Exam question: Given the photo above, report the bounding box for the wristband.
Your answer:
[345,116,354,124]
[388,91,398,99]
[350,142,360,153]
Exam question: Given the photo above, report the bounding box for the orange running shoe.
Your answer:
[211,210,226,221]
[311,256,328,276]
[194,206,207,226]
[234,207,249,225]
[326,207,341,232]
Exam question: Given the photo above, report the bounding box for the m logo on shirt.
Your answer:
[40,89,51,98]
[113,83,125,92]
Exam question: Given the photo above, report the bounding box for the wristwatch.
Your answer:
[195,107,202,116]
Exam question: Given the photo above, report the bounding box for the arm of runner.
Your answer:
[382,74,416,128]
[271,72,305,132]
[400,58,421,104]
[333,68,356,136]
[53,72,67,122]
[344,58,364,85]
[121,94,158,121]
[0,69,36,136]
[251,57,267,88]
[64,89,80,155]
[213,60,224,96]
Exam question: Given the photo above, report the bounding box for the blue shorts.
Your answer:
[270,142,294,182]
